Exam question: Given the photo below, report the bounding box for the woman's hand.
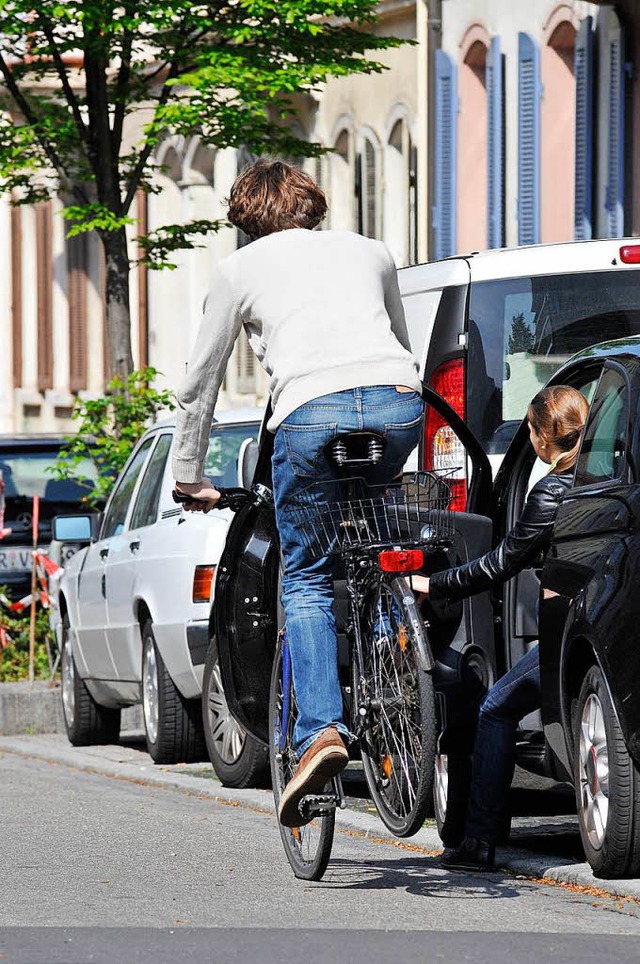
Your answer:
[175,479,221,513]
[410,574,430,606]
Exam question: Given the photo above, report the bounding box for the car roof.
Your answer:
[0,435,68,447]
[152,407,263,430]
[565,335,640,367]
[399,237,640,288]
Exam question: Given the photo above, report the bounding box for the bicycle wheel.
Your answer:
[269,636,335,880]
[357,573,437,837]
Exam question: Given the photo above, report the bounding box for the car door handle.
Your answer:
[100,548,109,560]
[129,540,140,553]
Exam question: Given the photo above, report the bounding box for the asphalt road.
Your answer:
[2,749,640,963]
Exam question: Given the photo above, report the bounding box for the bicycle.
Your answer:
[173,438,453,881]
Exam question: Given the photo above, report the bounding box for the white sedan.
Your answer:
[51,409,268,785]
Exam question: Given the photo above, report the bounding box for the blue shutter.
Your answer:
[517,33,541,245]
[605,30,625,237]
[574,17,594,240]
[486,36,504,249]
[433,50,457,259]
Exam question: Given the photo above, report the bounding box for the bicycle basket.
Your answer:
[289,471,455,559]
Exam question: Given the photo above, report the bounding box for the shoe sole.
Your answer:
[440,860,497,873]
[278,747,348,828]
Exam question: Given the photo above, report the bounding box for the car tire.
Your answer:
[573,664,640,878]
[60,615,121,746]
[202,638,270,789]
[141,620,206,765]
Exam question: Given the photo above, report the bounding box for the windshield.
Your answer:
[0,448,96,502]
[204,423,260,488]
[468,270,640,454]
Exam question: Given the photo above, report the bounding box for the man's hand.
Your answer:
[175,479,221,513]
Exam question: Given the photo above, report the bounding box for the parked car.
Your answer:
[52,409,268,785]
[418,335,640,878]
[0,436,96,598]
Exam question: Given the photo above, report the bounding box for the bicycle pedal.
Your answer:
[298,793,337,818]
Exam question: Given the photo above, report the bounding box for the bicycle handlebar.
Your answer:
[172,486,254,512]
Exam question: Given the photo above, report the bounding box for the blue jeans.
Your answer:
[272,386,424,754]
[465,644,541,844]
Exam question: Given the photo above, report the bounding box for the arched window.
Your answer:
[457,38,488,253]
[541,18,577,242]
[360,134,380,239]
[384,117,413,266]
[329,128,354,231]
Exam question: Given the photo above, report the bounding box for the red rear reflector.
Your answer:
[620,245,640,264]
[378,549,424,573]
[192,565,216,603]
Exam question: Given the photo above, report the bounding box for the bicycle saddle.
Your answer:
[325,431,385,468]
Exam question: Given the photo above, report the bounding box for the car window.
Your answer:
[574,367,629,486]
[130,434,173,530]
[101,437,154,539]
[204,423,260,488]
[468,270,640,455]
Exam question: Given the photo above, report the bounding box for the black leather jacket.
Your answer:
[429,471,573,603]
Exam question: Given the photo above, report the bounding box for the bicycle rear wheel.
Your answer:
[357,574,437,837]
[269,636,335,880]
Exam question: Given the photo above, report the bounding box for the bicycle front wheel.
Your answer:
[357,574,437,837]
[269,637,335,881]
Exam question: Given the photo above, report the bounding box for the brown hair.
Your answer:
[227,159,327,239]
[527,385,589,473]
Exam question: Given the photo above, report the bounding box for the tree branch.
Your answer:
[0,50,89,205]
[36,13,92,159]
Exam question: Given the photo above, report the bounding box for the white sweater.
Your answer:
[171,229,421,483]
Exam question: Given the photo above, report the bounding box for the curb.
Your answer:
[0,682,143,736]
[2,733,640,902]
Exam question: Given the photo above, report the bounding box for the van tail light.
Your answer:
[619,245,640,264]
[378,549,424,573]
[192,565,216,603]
[424,358,467,512]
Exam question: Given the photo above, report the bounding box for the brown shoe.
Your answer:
[278,727,348,827]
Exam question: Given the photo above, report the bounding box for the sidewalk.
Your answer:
[2,732,640,904]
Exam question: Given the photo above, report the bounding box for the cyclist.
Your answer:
[172,159,423,827]
[415,385,588,871]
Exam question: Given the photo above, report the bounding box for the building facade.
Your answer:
[1,0,639,434]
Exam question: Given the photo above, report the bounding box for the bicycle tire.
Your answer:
[356,573,437,837]
[269,637,335,880]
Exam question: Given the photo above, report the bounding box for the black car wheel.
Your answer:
[60,615,121,746]
[573,664,640,878]
[141,621,206,764]
[202,639,270,788]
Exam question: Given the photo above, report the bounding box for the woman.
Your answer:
[171,159,423,827]
[417,385,588,872]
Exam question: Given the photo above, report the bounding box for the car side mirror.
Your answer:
[237,438,259,489]
[52,513,100,544]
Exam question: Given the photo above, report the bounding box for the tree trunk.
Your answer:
[102,227,134,378]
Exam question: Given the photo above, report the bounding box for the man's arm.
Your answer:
[381,245,413,354]
[171,265,242,484]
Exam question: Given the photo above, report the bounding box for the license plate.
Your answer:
[0,546,33,572]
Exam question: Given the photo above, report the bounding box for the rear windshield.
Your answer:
[0,449,96,503]
[467,269,640,454]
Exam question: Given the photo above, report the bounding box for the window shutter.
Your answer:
[360,138,378,239]
[67,234,88,392]
[36,200,53,392]
[486,36,504,249]
[517,33,541,246]
[605,29,625,238]
[433,49,457,259]
[236,330,256,395]
[574,17,595,240]
[10,204,22,388]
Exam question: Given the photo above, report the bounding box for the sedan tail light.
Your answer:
[424,358,467,512]
[192,565,216,604]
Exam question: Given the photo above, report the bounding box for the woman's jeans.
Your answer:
[465,644,541,845]
[272,386,423,755]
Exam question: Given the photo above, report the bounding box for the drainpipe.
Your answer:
[416,0,442,263]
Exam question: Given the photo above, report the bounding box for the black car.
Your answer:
[0,436,96,597]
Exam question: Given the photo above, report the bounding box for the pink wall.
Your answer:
[457,42,488,253]
[541,23,576,243]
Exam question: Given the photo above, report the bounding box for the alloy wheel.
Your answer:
[578,692,610,850]
[61,633,75,728]
[433,753,449,827]
[206,660,246,764]
[142,638,159,745]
